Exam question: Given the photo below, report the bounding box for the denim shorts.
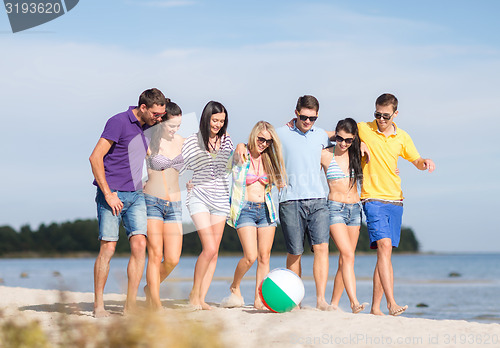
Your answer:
[363,200,404,249]
[186,194,228,217]
[235,201,277,229]
[95,188,147,241]
[145,194,182,223]
[328,200,362,226]
[278,198,330,255]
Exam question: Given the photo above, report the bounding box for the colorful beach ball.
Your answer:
[258,268,305,313]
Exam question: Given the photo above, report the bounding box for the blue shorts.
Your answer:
[363,200,403,249]
[235,201,277,229]
[328,200,362,226]
[95,188,147,241]
[186,194,227,217]
[145,194,182,223]
[279,199,330,255]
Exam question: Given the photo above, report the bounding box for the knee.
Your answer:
[313,243,329,255]
[257,252,270,265]
[99,242,116,259]
[130,236,147,256]
[244,252,258,266]
[341,251,355,265]
[163,255,180,268]
[203,246,219,261]
[377,239,393,252]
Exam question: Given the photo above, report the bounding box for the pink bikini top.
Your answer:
[246,173,269,185]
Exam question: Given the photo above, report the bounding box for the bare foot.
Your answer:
[93,307,111,318]
[316,300,331,311]
[254,297,266,310]
[352,302,369,314]
[389,305,408,316]
[201,302,212,310]
[370,308,385,316]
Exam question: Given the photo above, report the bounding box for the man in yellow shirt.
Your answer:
[358,93,435,316]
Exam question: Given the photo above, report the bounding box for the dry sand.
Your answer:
[0,286,499,347]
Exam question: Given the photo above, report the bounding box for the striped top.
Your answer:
[181,132,234,214]
[326,147,350,180]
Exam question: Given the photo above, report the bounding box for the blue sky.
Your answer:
[1,1,499,252]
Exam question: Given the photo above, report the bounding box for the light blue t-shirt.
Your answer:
[276,122,331,202]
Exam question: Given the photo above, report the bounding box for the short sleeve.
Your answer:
[401,133,421,162]
[100,116,122,143]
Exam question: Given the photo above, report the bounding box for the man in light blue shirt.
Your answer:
[276,95,331,310]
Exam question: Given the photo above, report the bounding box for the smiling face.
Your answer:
[139,103,166,126]
[209,112,226,137]
[335,129,355,152]
[254,129,273,154]
[162,114,182,139]
[295,107,318,133]
[374,104,398,133]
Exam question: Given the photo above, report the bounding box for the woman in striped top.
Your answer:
[182,101,234,310]
[320,118,368,313]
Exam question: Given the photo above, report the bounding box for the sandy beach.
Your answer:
[0,285,498,347]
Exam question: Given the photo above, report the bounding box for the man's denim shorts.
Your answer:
[95,188,147,241]
[328,200,362,226]
[278,198,329,255]
[236,201,277,229]
[186,194,228,217]
[363,200,404,249]
[145,194,182,223]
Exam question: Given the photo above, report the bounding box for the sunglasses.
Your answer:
[335,135,354,145]
[257,136,273,146]
[374,111,395,120]
[297,114,318,122]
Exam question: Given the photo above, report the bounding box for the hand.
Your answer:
[285,118,296,129]
[395,168,400,176]
[234,143,247,164]
[186,180,194,192]
[105,192,123,216]
[360,142,370,163]
[423,158,436,173]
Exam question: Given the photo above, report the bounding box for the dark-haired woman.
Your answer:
[320,118,368,314]
[143,102,184,310]
[182,101,234,310]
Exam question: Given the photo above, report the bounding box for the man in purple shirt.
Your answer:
[89,88,167,317]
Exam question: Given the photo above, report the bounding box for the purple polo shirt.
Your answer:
[93,106,150,191]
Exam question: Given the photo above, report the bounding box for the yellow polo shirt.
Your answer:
[358,120,421,200]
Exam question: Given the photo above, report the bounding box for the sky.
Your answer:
[1,0,499,252]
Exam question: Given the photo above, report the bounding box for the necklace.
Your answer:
[208,136,219,152]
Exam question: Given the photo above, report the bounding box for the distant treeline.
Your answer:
[0,219,419,256]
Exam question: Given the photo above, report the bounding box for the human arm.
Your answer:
[89,138,123,215]
[233,143,247,164]
[412,157,435,173]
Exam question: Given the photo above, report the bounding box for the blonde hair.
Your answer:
[247,121,287,189]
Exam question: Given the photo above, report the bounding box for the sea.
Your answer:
[0,253,499,324]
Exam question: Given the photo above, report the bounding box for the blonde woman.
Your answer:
[223,121,286,310]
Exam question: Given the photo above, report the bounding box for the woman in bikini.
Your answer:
[223,121,286,309]
[143,101,184,310]
[320,118,368,313]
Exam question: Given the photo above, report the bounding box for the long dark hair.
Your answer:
[199,101,228,151]
[149,101,182,156]
[336,118,363,189]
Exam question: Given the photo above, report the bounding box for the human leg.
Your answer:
[229,226,258,304]
[255,225,275,309]
[330,223,363,312]
[279,200,306,276]
[126,234,147,312]
[145,219,165,309]
[312,242,330,310]
[94,240,116,317]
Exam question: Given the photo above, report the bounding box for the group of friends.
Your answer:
[89,88,435,318]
